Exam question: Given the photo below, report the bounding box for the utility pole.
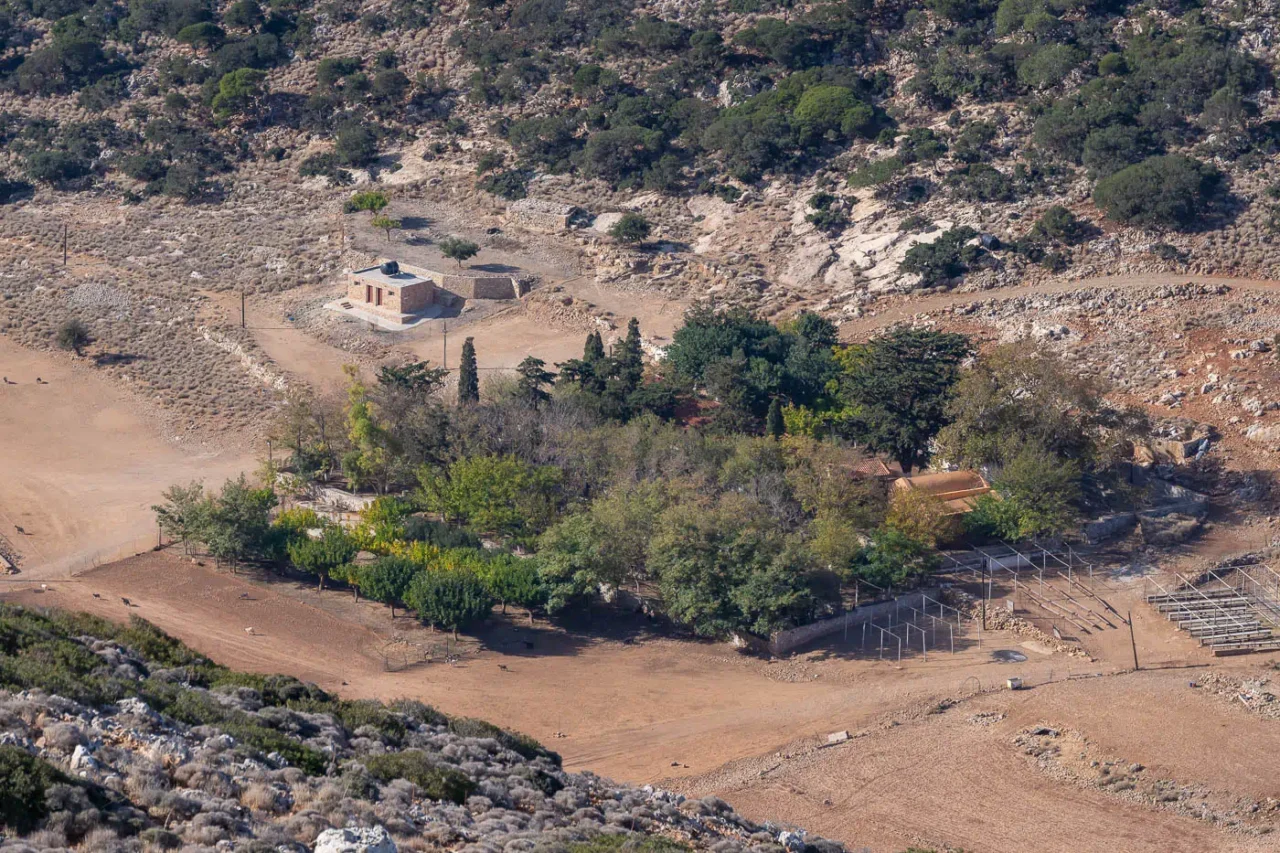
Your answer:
[442,321,448,370]
[63,224,68,265]
[981,560,987,630]
[241,290,246,329]
[1128,610,1139,671]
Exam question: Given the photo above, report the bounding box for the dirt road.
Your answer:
[839,273,1280,337]
[10,552,1280,852]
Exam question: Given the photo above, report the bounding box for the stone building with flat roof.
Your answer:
[345,261,435,320]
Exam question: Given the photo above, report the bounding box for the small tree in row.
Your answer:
[405,569,494,638]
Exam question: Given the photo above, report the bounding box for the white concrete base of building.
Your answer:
[324,299,442,331]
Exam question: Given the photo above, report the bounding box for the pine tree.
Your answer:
[458,337,479,404]
[766,397,784,439]
[515,356,555,406]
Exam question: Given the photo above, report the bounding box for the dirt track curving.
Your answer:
[8,550,1280,852]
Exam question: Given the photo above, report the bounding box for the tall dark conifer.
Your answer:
[458,337,479,404]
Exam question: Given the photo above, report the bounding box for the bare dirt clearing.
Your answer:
[9,551,1280,852]
[0,340,252,578]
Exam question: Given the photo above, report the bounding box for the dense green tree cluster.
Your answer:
[157,309,1132,641]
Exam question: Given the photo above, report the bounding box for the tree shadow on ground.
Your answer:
[93,352,150,367]
[467,262,522,274]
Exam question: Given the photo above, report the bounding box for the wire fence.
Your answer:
[378,636,476,672]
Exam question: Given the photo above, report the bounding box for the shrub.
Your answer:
[898,128,947,164]
[579,126,664,187]
[298,152,351,184]
[0,746,69,834]
[334,122,378,165]
[24,150,90,186]
[1081,125,1150,179]
[1017,43,1082,90]
[848,156,903,188]
[609,212,651,244]
[176,22,225,48]
[477,168,528,200]
[1092,155,1221,230]
[947,163,1013,202]
[0,175,33,204]
[55,318,92,355]
[1032,205,1087,244]
[447,717,556,763]
[899,226,982,287]
[361,751,475,803]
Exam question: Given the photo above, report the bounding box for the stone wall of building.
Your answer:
[344,271,434,317]
[399,262,520,300]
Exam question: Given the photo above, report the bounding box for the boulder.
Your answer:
[313,827,397,853]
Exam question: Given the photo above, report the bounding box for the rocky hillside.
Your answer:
[0,604,846,853]
[4,0,1280,307]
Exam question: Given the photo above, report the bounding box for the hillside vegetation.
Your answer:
[0,0,1276,243]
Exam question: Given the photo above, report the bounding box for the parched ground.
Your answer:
[0,338,251,578]
[7,550,1280,853]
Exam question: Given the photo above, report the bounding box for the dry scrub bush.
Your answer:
[41,722,86,751]
[282,810,332,843]
[78,825,126,853]
[240,783,286,815]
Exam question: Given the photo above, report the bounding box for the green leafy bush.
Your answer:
[0,746,69,834]
[362,750,476,803]
[447,717,558,764]
[899,226,982,287]
[848,156,904,188]
[1092,155,1221,230]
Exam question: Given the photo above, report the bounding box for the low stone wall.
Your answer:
[768,589,941,657]
[399,262,520,300]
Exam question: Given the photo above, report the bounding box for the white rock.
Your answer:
[313,827,397,853]
[70,744,98,771]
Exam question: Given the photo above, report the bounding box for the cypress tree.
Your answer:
[458,337,479,404]
[766,397,784,439]
[583,331,605,364]
[621,318,643,389]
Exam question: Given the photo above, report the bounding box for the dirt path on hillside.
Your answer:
[839,273,1280,337]
[0,338,252,579]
